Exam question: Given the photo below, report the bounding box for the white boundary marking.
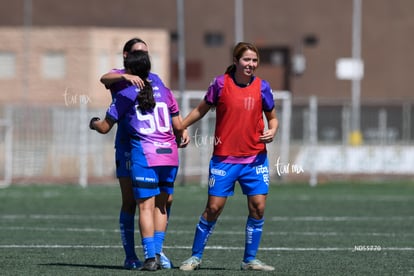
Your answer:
[1,214,412,253]
[1,214,414,221]
[0,244,413,251]
[1,226,413,237]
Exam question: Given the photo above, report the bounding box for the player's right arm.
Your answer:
[182,100,211,129]
[100,71,145,89]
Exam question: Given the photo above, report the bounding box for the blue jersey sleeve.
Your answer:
[261,80,275,112]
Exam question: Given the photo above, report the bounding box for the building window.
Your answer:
[0,51,16,79]
[204,32,224,47]
[42,52,66,79]
[172,59,202,81]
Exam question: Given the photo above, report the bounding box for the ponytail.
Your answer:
[225,64,236,75]
[136,80,155,113]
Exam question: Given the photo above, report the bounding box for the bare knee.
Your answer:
[249,205,265,219]
[248,195,267,219]
[203,197,227,221]
[203,205,222,220]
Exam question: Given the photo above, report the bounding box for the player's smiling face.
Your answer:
[235,49,258,78]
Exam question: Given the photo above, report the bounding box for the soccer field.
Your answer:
[0,181,413,275]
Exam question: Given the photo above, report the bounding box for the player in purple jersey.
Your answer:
[91,50,185,271]
[99,38,176,269]
[100,38,172,269]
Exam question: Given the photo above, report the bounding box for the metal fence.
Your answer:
[0,91,292,187]
[3,94,413,187]
[292,98,414,144]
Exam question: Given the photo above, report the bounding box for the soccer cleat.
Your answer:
[241,259,275,271]
[123,258,142,270]
[179,256,202,271]
[159,252,173,269]
[140,258,160,271]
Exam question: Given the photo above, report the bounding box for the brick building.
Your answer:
[0,27,169,106]
[1,0,414,144]
[1,0,414,105]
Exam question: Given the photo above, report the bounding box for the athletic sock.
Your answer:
[119,211,137,260]
[191,216,216,259]
[154,231,165,255]
[142,236,156,260]
[243,216,264,262]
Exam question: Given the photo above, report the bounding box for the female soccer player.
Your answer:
[99,38,175,269]
[91,50,185,271]
[179,42,278,271]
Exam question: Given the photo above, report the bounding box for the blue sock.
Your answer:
[243,217,264,262]
[191,216,216,259]
[119,211,137,260]
[142,236,155,260]
[154,231,165,255]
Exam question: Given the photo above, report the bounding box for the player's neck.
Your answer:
[233,73,252,87]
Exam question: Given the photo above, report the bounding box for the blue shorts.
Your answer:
[208,154,270,197]
[115,143,131,178]
[129,142,177,198]
[131,165,177,199]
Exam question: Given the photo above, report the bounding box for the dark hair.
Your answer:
[225,42,260,74]
[123,37,147,53]
[123,50,155,112]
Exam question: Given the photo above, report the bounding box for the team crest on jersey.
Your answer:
[244,97,255,111]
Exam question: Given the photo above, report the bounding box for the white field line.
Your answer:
[1,214,414,221]
[1,193,413,202]
[0,244,413,251]
[0,226,413,238]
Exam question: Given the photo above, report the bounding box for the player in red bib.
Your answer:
[180,42,278,271]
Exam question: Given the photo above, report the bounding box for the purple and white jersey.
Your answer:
[106,68,166,147]
[106,84,180,167]
[107,69,165,96]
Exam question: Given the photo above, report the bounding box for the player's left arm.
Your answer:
[259,80,279,143]
[260,108,278,144]
[101,71,145,89]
